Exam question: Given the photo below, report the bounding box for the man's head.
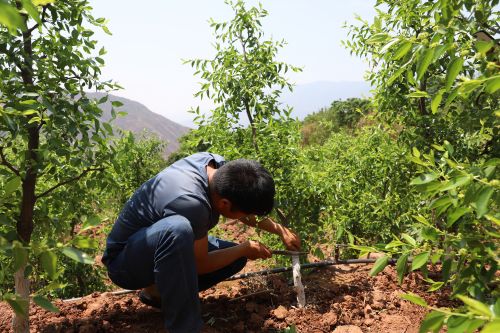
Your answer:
[210,159,275,217]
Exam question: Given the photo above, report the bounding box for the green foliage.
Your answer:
[305,128,418,246]
[302,98,373,145]
[109,131,168,206]
[0,0,56,35]
[344,0,499,158]
[0,0,119,323]
[346,0,499,331]
[184,0,301,158]
[401,293,500,333]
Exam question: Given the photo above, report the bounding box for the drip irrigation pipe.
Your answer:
[62,257,414,302]
[226,258,398,281]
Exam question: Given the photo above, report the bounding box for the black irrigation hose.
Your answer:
[226,258,399,281]
[62,257,418,302]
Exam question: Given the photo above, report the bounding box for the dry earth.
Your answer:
[0,222,454,332]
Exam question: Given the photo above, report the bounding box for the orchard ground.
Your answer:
[0,222,454,333]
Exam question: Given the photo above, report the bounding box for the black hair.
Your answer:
[212,159,275,216]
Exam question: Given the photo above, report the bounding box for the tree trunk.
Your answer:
[12,265,30,333]
[243,99,260,154]
[13,6,37,332]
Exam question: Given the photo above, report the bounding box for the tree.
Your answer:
[185,0,302,158]
[344,0,499,156]
[346,1,499,330]
[0,1,117,331]
[182,0,312,251]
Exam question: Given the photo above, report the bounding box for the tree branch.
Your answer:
[26,6,48,34]
[0,147,21,177]
[36,167,105,200]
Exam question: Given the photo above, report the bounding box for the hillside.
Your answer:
[88,92,190,156]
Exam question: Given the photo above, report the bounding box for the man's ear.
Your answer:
[219,198,233,213]
[213,197,232,214]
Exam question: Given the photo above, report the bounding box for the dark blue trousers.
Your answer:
[105,215,247,333]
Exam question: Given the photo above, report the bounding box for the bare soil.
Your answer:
[0,222,454,332]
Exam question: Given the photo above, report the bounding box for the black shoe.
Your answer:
[139,290,161,309]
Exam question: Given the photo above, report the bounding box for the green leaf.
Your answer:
[80,215,101,232]
[419,311,445,333]
[447,207,471,227]
[481,320,500,333]
[4,177,21,197]
[103,122,113,135]
[385,239,406,249]
[72,236,98,249]
[475,40,494,55]
[21,0,40,24]
[40,251,57,279]
[367,33,389,44]
[413,215,431,226]
[493,298,500,317]
[421,227,439,242]
[5,295,29,317]
[392,40,412,60]
[61,247,94,265]
[485,76,500,94]
[429,196,452,209]
[408,90,430,98]
[410,173,437,185]
[416,181,444,193]
[466,319,486,333]
[350,245,377,253]
[13,243,28,272]
[428,281,444,292]
[0,3,24,34]
[33,295,60,313]
[111,100,123,107]
[411,251,430,271]
[396,252,409,284]
[102,25,112,35]
[417,47,435,81]
[369,255,389,276]
[22,109,38,116]
[33,0,55,5]
[387,67,406,85]
[457,295,492,318]
[380,38,399,54]
[447,316,470,333]
[400,293,428,307]
[439,176,471,192]
[431,90,444,114]
[445,58,464,91]
[459,79,483,95]
[401,233,417,246]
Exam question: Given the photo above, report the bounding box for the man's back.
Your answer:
[102,152,224,265]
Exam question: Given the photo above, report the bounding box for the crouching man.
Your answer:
[102,152,301,332]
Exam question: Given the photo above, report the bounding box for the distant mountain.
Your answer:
[87,92,190,156]
[281,81,371,119]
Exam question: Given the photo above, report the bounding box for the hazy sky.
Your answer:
[88,0,376,126]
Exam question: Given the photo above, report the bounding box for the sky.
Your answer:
[88,0,376,127]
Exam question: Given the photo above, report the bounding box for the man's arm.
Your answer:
[193,235,272,275]
[240,216,301,251]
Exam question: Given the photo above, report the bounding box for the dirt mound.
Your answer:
[0,263,453,333]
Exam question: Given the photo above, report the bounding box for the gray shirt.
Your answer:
[102,152,225,264]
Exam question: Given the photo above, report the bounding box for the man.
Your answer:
[101,152,301,332]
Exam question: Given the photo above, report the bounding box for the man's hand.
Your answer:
[280,227,301,251]
[240,216,302,252]
[243,240,272,260]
